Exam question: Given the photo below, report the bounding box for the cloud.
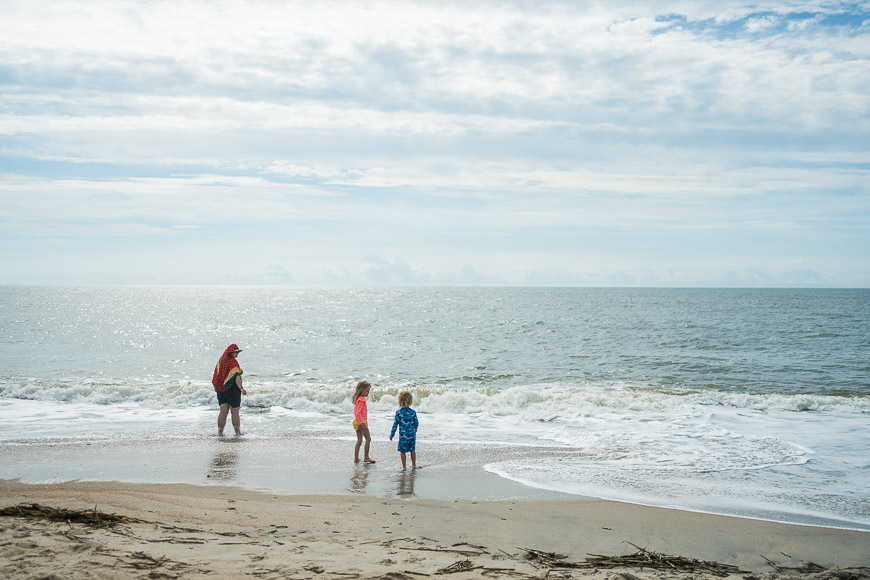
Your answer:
[265,263,296,283]
[744,15,780,33]
[0,0,868,286]
[363,257,430,284]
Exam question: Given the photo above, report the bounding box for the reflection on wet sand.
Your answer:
[396,468,416,497]
[349,464,369,493]
[207,446,239,481]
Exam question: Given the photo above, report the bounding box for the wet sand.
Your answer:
[0,434,584,500]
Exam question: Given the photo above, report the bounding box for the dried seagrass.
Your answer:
[520,542,749,577]
[0,503,141,527]
[437,559,478,574]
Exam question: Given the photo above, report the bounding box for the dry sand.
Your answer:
[1,479,868,579]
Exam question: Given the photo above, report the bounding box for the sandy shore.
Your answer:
[1,479,868,580]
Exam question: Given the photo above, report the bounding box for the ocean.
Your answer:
[1,286,868,530]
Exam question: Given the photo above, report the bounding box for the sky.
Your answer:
[0,0,868,287]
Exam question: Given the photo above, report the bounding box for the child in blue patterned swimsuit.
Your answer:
[390,390,419,469]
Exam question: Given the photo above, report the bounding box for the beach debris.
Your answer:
[122,551,170,570]
[746,568,870,580]
[147,537,206,544]
[436,559,478,574]
[0,503,141,528]
[761,555,832,574]
[453,541,488,551]
[401,545,488,557]
[825,569,870,580]
[362,536,416,545]
[520,548,577,569]
[519,542,749,577]
[159,523,202,533]
[435,559,527,577]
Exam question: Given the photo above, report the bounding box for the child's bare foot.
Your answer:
[364,458,376,463]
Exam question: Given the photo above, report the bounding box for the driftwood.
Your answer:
[401,546,487,557]
[761,555,830,574]
[436,559,520,576]
[122,551,170,570]
[437,559,478,574]
[520,542,749,577]
[519,548,582,569]
[0,503,141,527]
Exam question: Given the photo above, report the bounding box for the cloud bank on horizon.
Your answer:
[1,0,868,286]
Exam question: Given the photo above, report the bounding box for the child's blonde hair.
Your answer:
[352,380,371,404]
[398,390,412,408]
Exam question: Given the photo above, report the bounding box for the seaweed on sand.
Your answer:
[0,503,143,527]
[520,542,749,577]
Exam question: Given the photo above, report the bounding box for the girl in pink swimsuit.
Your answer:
[352,380,376,463]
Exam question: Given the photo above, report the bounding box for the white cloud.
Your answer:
[0,0,868,286]
[363,256,430,284]
[745,15,780,33]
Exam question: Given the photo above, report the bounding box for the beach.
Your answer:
[3,434,867,579]
[2,478,869,580]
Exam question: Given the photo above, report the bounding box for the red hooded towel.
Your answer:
[212,344,243,393]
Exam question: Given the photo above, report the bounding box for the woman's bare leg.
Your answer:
[230,406,242,435]
[217,403,230,435]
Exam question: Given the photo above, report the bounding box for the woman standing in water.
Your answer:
[212,344,247,436]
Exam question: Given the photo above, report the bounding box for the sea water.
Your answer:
[1,286,868,529]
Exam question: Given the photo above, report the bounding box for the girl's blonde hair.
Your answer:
[398,390,412,408]
[352,380,371,404]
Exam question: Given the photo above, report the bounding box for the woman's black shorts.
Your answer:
[216,387,242,408]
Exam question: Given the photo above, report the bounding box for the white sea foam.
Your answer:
[2,380,869,530]
[3,379,867,416]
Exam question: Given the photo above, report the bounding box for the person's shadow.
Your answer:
[207,446,239,481]
[348,464,370,493]
[396,468,416,497]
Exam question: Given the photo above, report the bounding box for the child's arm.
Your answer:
[412,410,419,432]
[390,411,399,440]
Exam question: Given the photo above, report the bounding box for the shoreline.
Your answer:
[3,432,869,534]
[2,479,869,579]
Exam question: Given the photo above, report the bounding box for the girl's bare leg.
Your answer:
[361,425,375,463]
[354,428,363,462]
